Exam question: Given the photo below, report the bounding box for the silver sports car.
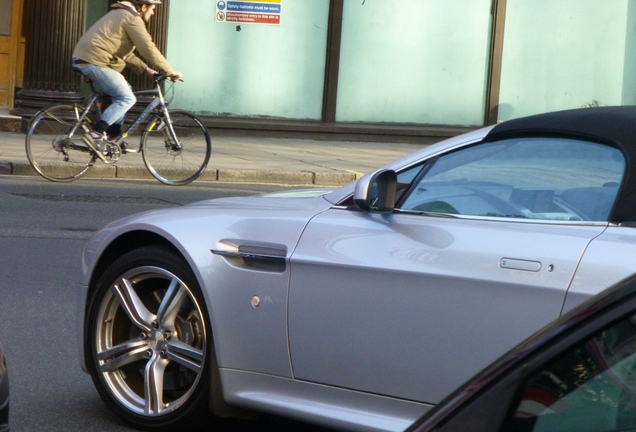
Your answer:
[78,106,636,431]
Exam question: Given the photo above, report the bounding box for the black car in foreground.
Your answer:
[408,274,636,432]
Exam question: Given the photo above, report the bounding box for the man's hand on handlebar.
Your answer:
[145,68,183,82]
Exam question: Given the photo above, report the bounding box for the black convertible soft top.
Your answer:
[485,106,636,223]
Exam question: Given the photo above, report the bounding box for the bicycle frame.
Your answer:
[74,76,180,153]
[63,93,99,139]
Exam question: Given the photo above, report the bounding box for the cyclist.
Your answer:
[72,0,182,157]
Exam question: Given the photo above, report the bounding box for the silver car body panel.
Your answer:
[288,210,607,404]
[220,369,429,432]
[563,225,636,312]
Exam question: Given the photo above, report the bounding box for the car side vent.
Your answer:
[237,244,287,258]
[212,240,287,273]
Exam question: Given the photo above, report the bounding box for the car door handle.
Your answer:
[500,258,541,272]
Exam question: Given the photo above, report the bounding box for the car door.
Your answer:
[287,136,626,405]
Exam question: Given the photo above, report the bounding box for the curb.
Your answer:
[0,160,359,186]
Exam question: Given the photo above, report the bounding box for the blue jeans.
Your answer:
[72,62,136,128]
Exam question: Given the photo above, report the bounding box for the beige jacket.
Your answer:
[72,1,174,76]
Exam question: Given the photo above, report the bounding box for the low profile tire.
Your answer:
[86,245,211,430]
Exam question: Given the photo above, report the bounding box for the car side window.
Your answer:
[502,315,636,432]
[398,138,625,221]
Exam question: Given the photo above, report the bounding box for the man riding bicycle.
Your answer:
[72,0,182,157]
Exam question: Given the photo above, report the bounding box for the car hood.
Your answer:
[186,188,335,208]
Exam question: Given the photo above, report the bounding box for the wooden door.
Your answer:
[0,0,23,109]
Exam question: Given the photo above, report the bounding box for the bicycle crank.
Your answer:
[102,142,122,164]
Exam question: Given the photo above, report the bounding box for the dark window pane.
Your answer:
[503,317,636,432]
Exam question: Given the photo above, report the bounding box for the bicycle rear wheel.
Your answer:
[141,110,211,185]
[26,103,95,182]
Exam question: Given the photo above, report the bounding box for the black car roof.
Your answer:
[485,106,636,223]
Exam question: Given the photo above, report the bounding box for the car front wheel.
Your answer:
[86,245,210,430]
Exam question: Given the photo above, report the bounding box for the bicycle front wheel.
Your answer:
[26,103,94,182]
[141,110,211,185]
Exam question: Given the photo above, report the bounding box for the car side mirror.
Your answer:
[353,169,397,213]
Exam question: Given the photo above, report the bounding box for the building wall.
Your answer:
[167,0,329,120]
[11,0,633,136]
[336,0,492,127]
[164,0,636,130]
[499,0,633,121]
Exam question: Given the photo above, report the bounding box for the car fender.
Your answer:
[78,195,333,376]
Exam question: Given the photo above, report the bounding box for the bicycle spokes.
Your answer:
[141,110,211,186]
[25,104,95,182]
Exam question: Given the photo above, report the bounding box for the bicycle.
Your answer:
[25,74,211,185]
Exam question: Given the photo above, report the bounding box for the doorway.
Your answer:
[0,0,24,109]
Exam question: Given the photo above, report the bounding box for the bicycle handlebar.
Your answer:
[153,73,184,83]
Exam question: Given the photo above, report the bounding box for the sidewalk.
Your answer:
[0,131,427,186]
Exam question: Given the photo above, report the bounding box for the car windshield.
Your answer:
[398,138,626,221]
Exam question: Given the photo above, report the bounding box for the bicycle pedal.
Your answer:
[82,136,108,162]
[120,142,137,154]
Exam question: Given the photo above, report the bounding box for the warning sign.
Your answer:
[216,1,282,26]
